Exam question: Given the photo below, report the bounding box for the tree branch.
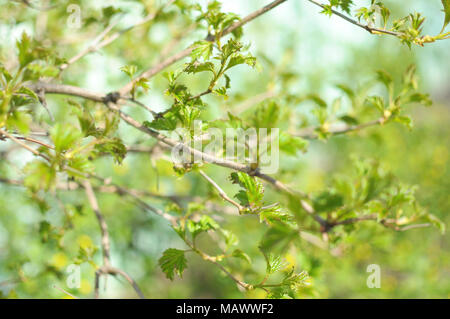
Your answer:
[60,0,175,71]
[27,82,105,102]
[199,169,244,213]
[82,180,146,299]
[23,82,323,228]
[95,266,145,299]
[82,180,111,267]
[118,0,288,96]
[293,118,384,139]
[0,128,50,161]
[306,0,401,37]
[59,19,121,71]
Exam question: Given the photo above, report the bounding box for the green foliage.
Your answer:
[260,221,298,255]
[230,172,264,211]
[319,0,450,47]
[0,0,448,300]
[321,1,354,16]
[50,124,82,154]
[186,215,219,239]
[121,65,149,98]
[23,161,56,192]
[159,248,188,280]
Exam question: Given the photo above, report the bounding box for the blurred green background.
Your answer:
[0,0,449,298]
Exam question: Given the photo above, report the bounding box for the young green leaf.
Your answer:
[120,65,138,79]
[184,61,215,75]
[158,248,188,280]
[259,221,297,255]
[186,215,219,239]
[94,138,127,164]
[191,41,214,61]
[230,172,264,209]
[50,123,83,153]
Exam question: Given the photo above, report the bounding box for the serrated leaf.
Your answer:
[281,269,310,291]
[220,39,243,63]
[144,113,178,131]
[263,253,286,274]
[158,248,188,280]
[213,86,228,99]
[230,172,264,208]
[50,123,83,153]
[26,63,60,79]
[94,138,127,164]
[259,204,293,225]
[186,215,219,239]
[260,221,297,255]
[16,32,32,67]
[226,54,256,70]
[191,41,214,60]
[184,61,215,74]
[120,65,137,79]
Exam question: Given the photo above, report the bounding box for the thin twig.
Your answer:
[293,118,384,139]
[96,0,175,49]
[397,223,431,231]
[12,135,54,149]
[95,266,145,299]
[0,128,50,161]
[82,180,146,299]
[52,285,79,299]
[60,0,175,71]
[199,169,244,213]
[59,19,121,70]
[126,98,159,117]
[82,180,111,267]
[184,239,252,290]
[306,0,401,37]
